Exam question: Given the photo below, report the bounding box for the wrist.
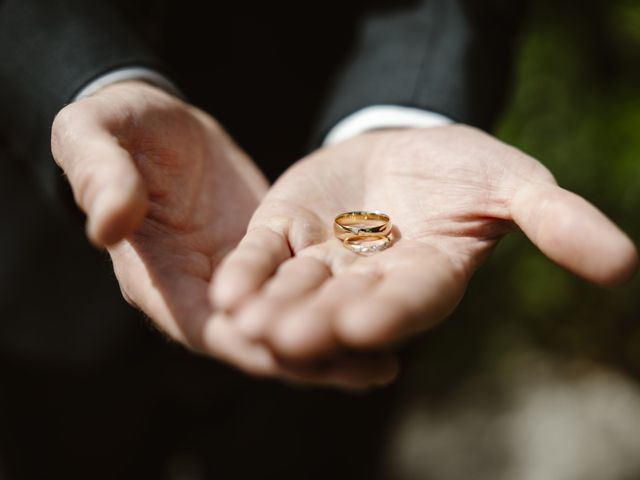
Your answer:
[73,67,184,102]
[323,105,454,146]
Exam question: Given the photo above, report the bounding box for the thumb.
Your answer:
[510,181,637,287]
[52,109,148,247]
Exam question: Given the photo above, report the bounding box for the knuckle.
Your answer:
[71,163,99,209]
[51,103,87,139]
[52,103,78,131]
[51,103,91,165]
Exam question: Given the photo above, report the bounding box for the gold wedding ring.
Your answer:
[334,211,393,255]
[333,211,392,240]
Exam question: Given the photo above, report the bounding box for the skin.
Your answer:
[50,81,637,390]
[51,81,396,389]
[211,126,638,373]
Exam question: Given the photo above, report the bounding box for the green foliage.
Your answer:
[495,0,640,375]
[407,0,640,392]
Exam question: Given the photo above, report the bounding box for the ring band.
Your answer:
[343,235,392,255]
[333,211,392,240]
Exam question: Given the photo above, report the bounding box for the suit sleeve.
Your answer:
[0,0,163,200]
[314,0,528,139]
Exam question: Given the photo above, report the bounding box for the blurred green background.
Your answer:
[403,0,640,394]
[497,0,640,372]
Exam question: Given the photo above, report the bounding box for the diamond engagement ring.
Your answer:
[343,234,392,255]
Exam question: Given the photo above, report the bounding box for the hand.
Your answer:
[212,125,638,369]
[51,81,397,388]
[51,79,268,362]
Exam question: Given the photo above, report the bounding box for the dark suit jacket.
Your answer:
[0,1,526,478]
[0,0,525,191]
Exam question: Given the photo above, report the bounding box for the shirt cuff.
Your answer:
[73,66,183,101]
[322,105,454,146]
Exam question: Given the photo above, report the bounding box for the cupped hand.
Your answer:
[212,125,638,368]
[51,81,397,388]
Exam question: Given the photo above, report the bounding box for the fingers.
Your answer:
[234,256,331,338]
[203,311,399,390]
[510,182,638,287]
[260,244,467,362]
[265,272,378,361]
[112,238,396,390]
[51,106,148,247]
[211,226,292,311]
[203,311,398,390]
[336,249,465,350]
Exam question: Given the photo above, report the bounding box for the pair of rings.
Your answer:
[333,211,393,255]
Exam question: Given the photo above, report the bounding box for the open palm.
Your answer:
[52,82,396,387]
[212,126,637,366]
[52,82,278,372]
